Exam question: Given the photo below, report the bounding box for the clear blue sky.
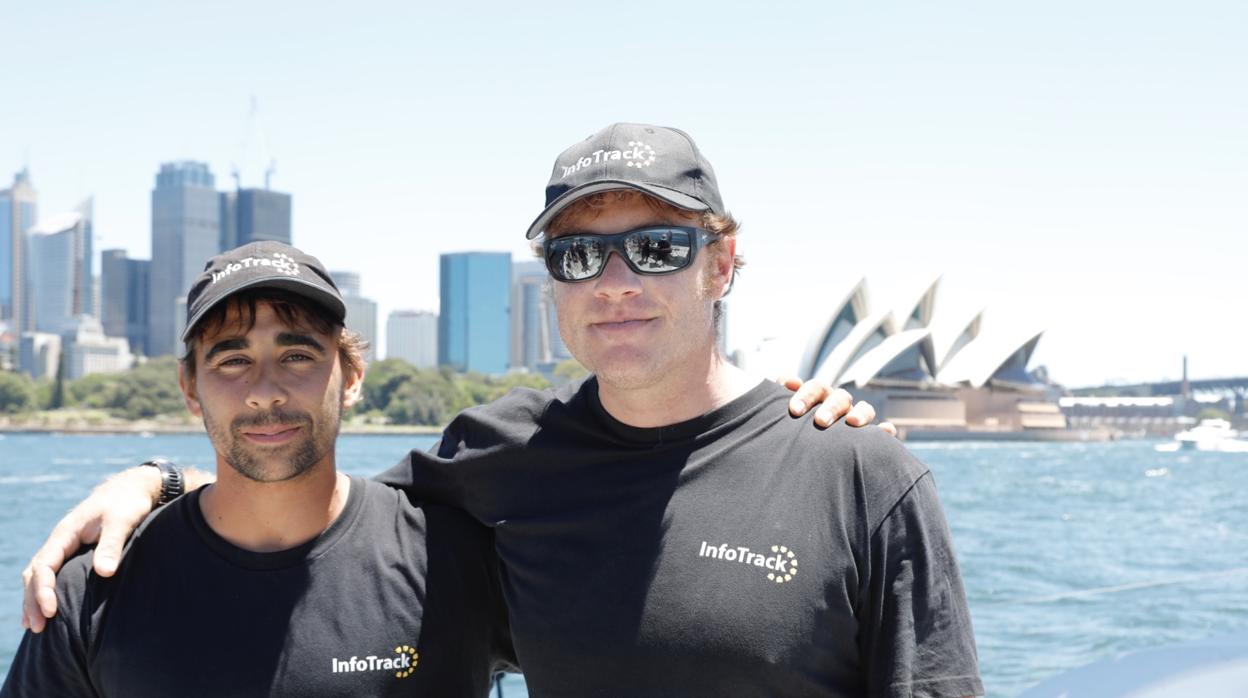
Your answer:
[3,1,1244,387]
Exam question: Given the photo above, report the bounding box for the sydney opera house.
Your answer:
[755,276,1069,439]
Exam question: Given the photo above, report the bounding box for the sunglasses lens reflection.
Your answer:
[625,230,692,272]
[551,238,605,281]
[545,227,703,282]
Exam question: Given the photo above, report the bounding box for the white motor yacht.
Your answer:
[1155,419,1248,453]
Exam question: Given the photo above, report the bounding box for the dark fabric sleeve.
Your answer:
[372,428,468,509]
[0,556,99,698]
[861,473,983,698]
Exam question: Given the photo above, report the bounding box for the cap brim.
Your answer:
[524,181,711,239]
[180,276,348,343]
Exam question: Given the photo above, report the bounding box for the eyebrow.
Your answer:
[276,332,326,352]
[203,332,326,362]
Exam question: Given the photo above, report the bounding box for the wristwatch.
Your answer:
[140,458,186,506]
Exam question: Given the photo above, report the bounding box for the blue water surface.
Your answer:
[0,433,1245,696]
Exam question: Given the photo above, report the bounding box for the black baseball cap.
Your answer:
[181,241,346,343]
[525,122,726,240]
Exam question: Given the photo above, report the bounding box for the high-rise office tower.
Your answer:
[386,310,438,368]
[219,188,292,249]
[101,249,151,355]
[1,169,38,331]
[330,271,378,363]
[150,161,220,356]
[510,261,569,371]
[438,252,511,374]
[26,201,93,334]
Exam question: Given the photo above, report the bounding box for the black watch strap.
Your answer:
[140,459,186,507]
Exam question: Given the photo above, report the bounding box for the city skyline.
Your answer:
[3,2,1244,386]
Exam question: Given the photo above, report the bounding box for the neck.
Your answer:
[597,350,759,428]
[199,458,350,553]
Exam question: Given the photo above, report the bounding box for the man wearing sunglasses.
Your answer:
[368,123,983,696]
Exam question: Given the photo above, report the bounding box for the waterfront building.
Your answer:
[220,188,292,249]
[386,309,437,368]
[771,274,1063,436]
[26,202,93,335]
[439,252,510,375]
[18,331,60,380]
[1,169,38,331]
[150,161,220,357]
[62,315,131,380]
[510,261,569,372]
[100,249,151,356]
[330,271,377,363]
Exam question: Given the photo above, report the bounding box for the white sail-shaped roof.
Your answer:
[891,274,941,333]
[932,307,984,373]
[812,308,892,386]
[797,278,870,379]
[937,324,1045,389]
[839,328,938,389]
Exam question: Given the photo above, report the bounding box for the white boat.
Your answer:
[1155,419,1248,453]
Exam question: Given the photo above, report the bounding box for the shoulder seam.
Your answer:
[867,469,933,540]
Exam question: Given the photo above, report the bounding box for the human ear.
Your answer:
[340,364,365,410]
[178,361,203,418]
[712,236,736,298]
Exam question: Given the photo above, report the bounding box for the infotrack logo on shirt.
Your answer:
[698,541,799,584]
[330,643,419,679]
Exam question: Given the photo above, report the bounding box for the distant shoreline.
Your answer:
[0,423,444,436]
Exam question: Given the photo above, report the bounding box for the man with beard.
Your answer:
[2,242,512,696]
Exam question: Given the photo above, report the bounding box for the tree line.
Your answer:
[0,357,587,425]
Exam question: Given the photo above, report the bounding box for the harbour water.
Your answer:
[1,432,1246,696]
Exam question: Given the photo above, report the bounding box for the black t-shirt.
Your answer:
[1,477,512,698]
[379,377,984,697]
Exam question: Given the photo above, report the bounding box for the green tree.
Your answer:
[50,355,67,409]
[360,358,420,414]
[0,371,36,413]
[64,357,185,419]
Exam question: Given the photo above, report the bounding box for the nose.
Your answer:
[593,252,643,300]
[245,362,288,411]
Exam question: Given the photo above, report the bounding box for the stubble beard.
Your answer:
[204,395,342,484]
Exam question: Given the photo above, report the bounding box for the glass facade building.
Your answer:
[1,169,38,331]
[150,161,220,356]
[220,188,292,249]
[510,261,569,371]
[438,252,511,374]
[101,249,150,355]
[330,271,377,363]
[27,217,79,334]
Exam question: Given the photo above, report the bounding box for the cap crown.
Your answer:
[526,123,725,239]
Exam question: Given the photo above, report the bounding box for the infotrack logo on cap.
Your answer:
[526,122,726,239]
[210,251,301,284]
[559,140,656,178]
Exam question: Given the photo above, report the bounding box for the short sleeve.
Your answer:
[0,556,99,697]
[860,473,984,698]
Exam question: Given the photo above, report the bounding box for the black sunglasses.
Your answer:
[543,225,718,283]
